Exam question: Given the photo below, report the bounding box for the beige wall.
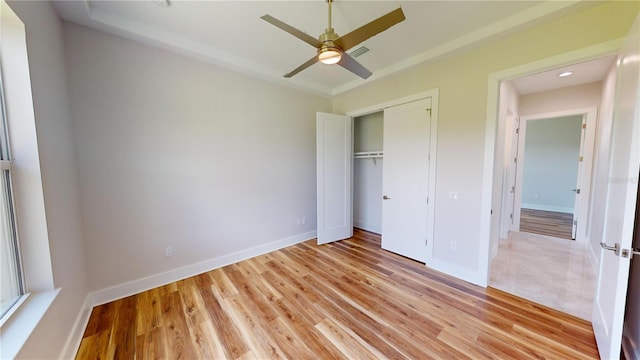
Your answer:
[519,82,604,116]
[332,1,639,278]
[64,23,332,292]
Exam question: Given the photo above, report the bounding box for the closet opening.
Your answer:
[353,111,384,235]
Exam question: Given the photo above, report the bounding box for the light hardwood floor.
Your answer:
[77,229,598,359]
[490,231,596,321]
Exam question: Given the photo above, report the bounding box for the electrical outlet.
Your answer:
[448,191,459,200]
[165,246,173,257]
[301,217,306,225]
[450,242,457,251]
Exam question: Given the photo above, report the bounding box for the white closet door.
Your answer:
[316,112,353,245]
[382,98,431,262]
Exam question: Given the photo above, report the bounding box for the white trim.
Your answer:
[0,293,29,328]
[55,1,586,97]
[0,289,60,360]
[428,258,485,287]
[499,113,520,238]
[354,221,381,235]
[345,90,438,117]
[480,39,623,286]
[84,5,333,98]
[89,230,316,306]
[345,88,439,264]
[521,204,574,214]
[333,1,585,96]
[59,295,92,360]
[514,107,598,244]
[0,159,11,170]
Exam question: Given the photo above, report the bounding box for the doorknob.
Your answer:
[600,242,620,256]
[572,188,581,194]
[383,195,391,200]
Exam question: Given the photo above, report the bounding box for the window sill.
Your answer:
[0,288,60,359]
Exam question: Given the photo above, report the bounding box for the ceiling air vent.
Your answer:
[350,46,370,58]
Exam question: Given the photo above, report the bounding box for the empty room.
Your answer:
[1,1,639,359]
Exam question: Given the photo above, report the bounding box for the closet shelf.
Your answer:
[354,151,383,159]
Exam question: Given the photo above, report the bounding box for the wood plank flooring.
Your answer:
[76,229,598,359]
[520,208,574,240]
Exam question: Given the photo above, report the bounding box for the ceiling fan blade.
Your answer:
[284,55,319,78]
[261,15,322,48]
[335,7,405,52]
[338,52,372,79]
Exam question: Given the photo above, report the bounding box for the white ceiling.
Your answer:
[511,54,616,95]
[52,0,602,97]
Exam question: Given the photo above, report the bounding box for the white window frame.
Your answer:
[0,75,27,324]
[0,2,59,358]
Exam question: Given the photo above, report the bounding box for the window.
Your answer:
[0,76,25,320]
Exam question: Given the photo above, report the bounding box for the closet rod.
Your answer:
[354,151,383,159]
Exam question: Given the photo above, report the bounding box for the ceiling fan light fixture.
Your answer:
[319,48,342,64]
[261,2,404,78]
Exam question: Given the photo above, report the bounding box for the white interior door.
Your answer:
[572,116,587,239]
[505,115,520,234]
[592,15,640,360]
[381,98,431,262]
[316,112,353,245]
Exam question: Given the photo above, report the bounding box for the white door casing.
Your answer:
[381,98,431,262]
[592,15,640,360]
[501,115,520,236]
[513,108,597,243]
[572,116,587,239]
[316,112,353,245]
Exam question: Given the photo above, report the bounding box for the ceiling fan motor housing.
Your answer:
[319,31,340,51]
[318,30,342,64]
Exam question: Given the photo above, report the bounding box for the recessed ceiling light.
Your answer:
[558,71,573,77]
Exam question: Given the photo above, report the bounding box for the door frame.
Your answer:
[499,113,519,239]
[513,108,597,243]
[346,89,439,263]
[479,38,621,287]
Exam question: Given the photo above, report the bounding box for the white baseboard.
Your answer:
[521,204,574,213]
[354,220,381,234]
[623,323,640,360]
[427,258,486,287]
[89,230,316,306]
[59,294,92,360]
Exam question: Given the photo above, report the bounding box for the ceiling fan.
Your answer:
[261,0,405,79]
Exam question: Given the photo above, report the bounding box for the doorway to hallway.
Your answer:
[490,231,595,320]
